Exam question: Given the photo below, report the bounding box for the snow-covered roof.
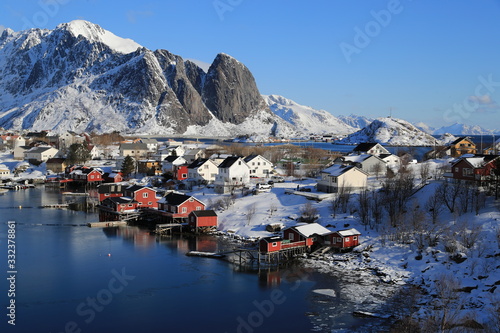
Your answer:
[321,164,357,177]
[342,154,372,163]
[292,223,331,237]
[337,228,361,237]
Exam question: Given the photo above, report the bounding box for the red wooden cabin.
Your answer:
[325,228,361,249]
[188,210,218,230]
[97,183,125,202]
[174,165,188,180]
[123,185,158,209]
[156,192,206,223]
[259,236,283,253]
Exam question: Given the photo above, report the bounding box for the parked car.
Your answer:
[256,183,272,191]
[271,176,285,183]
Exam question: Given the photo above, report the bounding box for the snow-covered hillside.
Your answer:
[337,114,374,130]
[433,123,498,135]
[263,95,356,135]
[339,117,441,146]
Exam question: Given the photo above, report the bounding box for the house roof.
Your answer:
[352,143,380,152]
[120,142,148,150]
[322,164,366,177]
[187,158,210,169]
[140,138,158,144]
[98,183,124,194]
[190,210,217,217]
[218,156,243,169]
[26,146,56,154]
[340,154,375,163]
[158,192,193,206]
[453,155,499,168]
[103,197,137,204]
[125,185,155,193]
[164,155,183,163]
[449,136,474,146]
[336,228,361,237]
[46,158,66,164]
[290,223,331,238]
[261,236,283,243]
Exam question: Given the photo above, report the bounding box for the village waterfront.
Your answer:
[0,186,400,333]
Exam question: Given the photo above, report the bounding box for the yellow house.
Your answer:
[449,137,476,157]
[317,164,368,193]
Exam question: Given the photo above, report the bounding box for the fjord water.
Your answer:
[0,187,383,332]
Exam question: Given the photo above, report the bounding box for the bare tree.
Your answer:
[245,203,256,225]
[436,179,463,214]
[300,202,319,223]
[425,193,445,224]
[357,190,371,230]
[420,162,431,183]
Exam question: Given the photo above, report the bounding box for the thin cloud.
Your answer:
[127,10,154,24]
[468,94,493,105]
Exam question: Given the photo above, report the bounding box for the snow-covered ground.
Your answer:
[183,165,499,330]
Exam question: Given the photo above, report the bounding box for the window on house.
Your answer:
[455,167,459,172]
[289,233,294,240]
[345,237,350,242]
[337,237,342,243]
[182,207,187,213]
[272,242,277,247]
[196,206,201,210]
[90,175,94,179]
[189,198,194,201]
[462,168,473,177]
[204,165,208,169]
[353,236,358,240]
[143,192,148,198]
[238,161,241,165]
[182,173,187,178]
[105,193,110,196]
[148,202,152,205]
[128,204,133,207]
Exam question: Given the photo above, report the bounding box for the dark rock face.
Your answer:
[0,21,272,134]
[202,53,268,124]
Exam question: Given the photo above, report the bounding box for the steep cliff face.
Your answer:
[202,53,270,124]
[0,20,279,135]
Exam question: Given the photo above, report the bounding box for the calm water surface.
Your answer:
[0,187,384,332]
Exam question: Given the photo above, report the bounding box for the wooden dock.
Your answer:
[41,204,69,209]
[87,221,127,228]
[155,223,185,235]
[284,189,334,201]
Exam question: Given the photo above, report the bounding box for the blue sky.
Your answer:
[1,0,500,130]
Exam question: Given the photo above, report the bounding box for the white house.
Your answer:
[243,154,273,178]
[162,156,187,173]
[187,158,219,184]
[119,143,149,158]
[24,146,59,162]
[214,156,250,194]
[378,153,400,168]
[139,138,159,153]
[0,135,25,148]
[352,143,390,156]
[183,149,205,164]
[317,164,368,193]
[13,146,30,160]
[0,164,11,178]
[335,154,386,175]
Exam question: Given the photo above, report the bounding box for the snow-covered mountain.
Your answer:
[433,123,497,135]
[0,20,295,137]
[263,95,356,135]
[339,117,440,146]
[336,114,373,130]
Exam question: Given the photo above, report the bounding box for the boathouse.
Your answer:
[123,185,159,209]
[325,228,361,249]
[188,210,218,233]
[97,183,125,202]
[155,192,206,223]
[98,197,139,221]
[259,236,283,253]
[283,223,331,247]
